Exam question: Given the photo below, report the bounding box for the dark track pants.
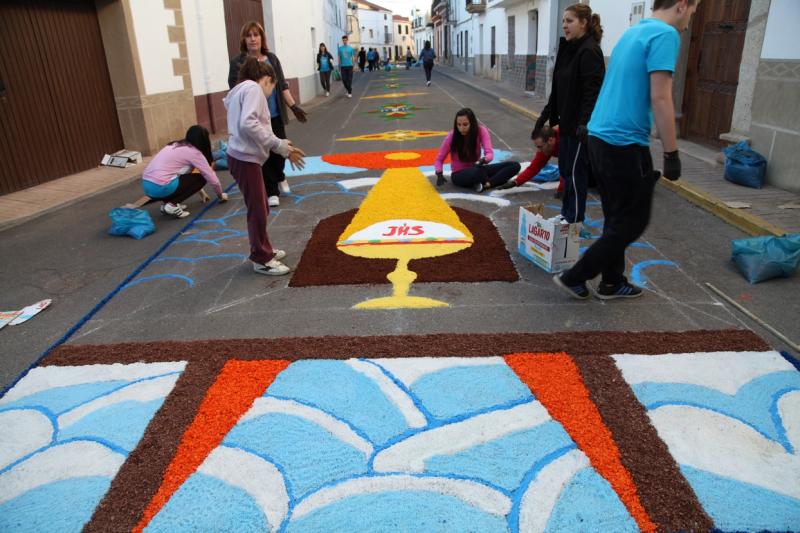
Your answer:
[561,136,657,286]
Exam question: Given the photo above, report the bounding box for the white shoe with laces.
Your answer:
[160,202,189,218]
[268,196,280,207]
[278,180,291,194]
[252,258,290,276]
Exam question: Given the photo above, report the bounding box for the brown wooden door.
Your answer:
[0,0,123,195]
[681,0,751,147]
[223,0,265,60]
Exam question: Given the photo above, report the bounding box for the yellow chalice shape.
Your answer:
[337,163,473,309]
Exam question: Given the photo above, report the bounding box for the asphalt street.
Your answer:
[1,67,798,390]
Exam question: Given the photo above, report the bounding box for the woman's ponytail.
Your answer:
[590,13,603,44]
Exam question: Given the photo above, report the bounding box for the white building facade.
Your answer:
[393,15,416,61]
[353,1,393,62]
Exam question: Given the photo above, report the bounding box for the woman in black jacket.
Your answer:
[228,21,307,207]
[535,4,604,224]
[317,43,335,96]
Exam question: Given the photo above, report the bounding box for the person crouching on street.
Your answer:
[496,125,561,190]
[224,57,306,276]
[142,125,228,219]
[434,108,520,192]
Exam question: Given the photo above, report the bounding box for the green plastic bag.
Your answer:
[333,69,341,81]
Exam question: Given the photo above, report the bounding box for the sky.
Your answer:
[368,0,429,19]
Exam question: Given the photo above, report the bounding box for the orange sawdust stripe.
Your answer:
[134,359,291,532]
[505,353,657,533]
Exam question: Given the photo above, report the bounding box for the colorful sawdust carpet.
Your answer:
[366,102,423,120]
[1,330,799,532]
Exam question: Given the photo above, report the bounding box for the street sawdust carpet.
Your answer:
[3,330,800,532]
[289,207,518,287]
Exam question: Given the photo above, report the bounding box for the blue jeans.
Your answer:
[558,134,589,223]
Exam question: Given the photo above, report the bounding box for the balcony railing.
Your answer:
[466,0,486,14]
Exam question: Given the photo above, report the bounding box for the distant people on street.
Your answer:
[367,48,376,71]
[496,125,561,190]
[420,40,436,86]
[554,0,696,301]
[382,50,389,68]
[434,108,520,192]
[142,125,228,219]
[317,43,334,97]
[358,47,367,72]
[228,21,307,207]
[405,47,414,70]
[338,35,356,98]
[224,58,305,276]
[535,3,604,224]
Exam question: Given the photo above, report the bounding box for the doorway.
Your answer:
[681,0,751,146]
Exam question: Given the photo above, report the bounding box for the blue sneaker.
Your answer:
[552,274,589,300]
[595,281,643,300]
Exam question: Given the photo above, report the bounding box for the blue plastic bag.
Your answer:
[212,140,228,170]
[108,208,155,240]
[723,141,766,189]
[731,233,800,283]
[534,163,560,182]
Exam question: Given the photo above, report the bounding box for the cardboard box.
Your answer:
[100,154,130,168]
[113,149,142,164]
[518,205,581,273]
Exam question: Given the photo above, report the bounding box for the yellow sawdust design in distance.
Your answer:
[385,152,422,161]
[338,130,447,142]
[363,92,427,100]
[337,167,473,309]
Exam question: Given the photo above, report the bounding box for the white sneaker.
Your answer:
[325,91,330,97]
[473,183,484,193]
[278,180,291,194]
[268,196,280,207]
[347,93,352,98]
[160,202,189,218]
[252,258,290,276]
[272,249,286,261]
[426,81,431,86]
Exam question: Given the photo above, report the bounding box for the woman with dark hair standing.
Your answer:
[224,57,305,276]
[142,125,228,218]
[419,40,436,86]
[228,21,307,207]
[434,108,521,192]
[534,4,604,224]
[317,43,334,97]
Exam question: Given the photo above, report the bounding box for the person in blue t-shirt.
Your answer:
[554,0,699,301]
[316,43,335,97]
[338,35,356,97]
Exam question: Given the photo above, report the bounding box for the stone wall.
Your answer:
[749,59,800,192]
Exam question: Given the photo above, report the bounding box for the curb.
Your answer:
[437,67,787,238]
[658,178,786,237]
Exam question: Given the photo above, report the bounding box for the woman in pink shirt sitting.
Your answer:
[434,108,520,192]
[141,125,228,218]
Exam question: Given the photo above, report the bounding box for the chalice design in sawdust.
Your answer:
[324,147,473,309]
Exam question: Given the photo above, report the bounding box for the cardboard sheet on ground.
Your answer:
[0,299,51,330]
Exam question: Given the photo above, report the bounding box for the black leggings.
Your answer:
[423,60,433,82]
[262,116,287,197]
[451,161,521,189]
[319,71,331,92]
[152,173,206,204]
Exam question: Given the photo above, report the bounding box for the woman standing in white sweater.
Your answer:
[224,57,305,276]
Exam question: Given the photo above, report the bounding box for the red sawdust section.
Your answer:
[289,207,518,286]
[322,148,445,169]
[134,359,290,532]
[506,352,657,533]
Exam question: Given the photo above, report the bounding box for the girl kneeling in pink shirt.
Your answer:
[434,108,520,192]
[142,125,228,219]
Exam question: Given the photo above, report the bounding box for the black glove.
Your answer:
[496,180,517,190]
[290,104,308,123]
[534,114,547,133]
[663,150,681,181]
[435,172,447,186]
[576,125,589,145]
